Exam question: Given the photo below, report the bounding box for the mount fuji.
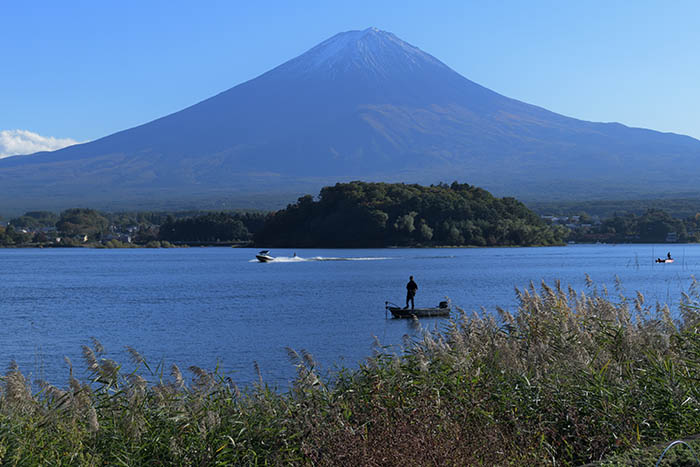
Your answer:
[2,27,700,213]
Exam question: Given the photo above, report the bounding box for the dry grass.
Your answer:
[0,279,698,465]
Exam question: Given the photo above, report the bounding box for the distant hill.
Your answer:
[2,27,700,214]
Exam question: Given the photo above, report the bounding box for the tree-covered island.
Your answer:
[256,181,565,247]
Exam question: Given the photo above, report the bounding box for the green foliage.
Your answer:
[600,439,700,466]
[158,212,252,243]
[99,239,136,249]
[593,209,693,243]
[256,181,564,247]
[56,208,109,238]
[0,225,32,246]
[9,211,59,230]
[56,236,80,247]
[143,240,175,248]
[1,208,267,247]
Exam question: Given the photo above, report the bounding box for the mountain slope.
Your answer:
[2,27,700,213]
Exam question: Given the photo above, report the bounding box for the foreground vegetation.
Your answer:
[1,281,699,465]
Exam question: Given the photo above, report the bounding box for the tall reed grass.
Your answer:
[1,280,698,465]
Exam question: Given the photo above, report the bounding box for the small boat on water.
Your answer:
[656,258,674,263]
[256,250,274,262]
[385,300,451,319]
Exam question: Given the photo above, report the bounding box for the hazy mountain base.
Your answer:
[527,197,700,220]
[0,182,304,218]
[0,281,698,465]
[2,158,699,218]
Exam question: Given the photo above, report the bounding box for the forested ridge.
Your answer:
[8,182,700,248]
[0,209,264,247]
[255,182,565,247]
[0,182,566,247]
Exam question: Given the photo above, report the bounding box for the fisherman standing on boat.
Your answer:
[667,251,672,260]
[405,276,418,309]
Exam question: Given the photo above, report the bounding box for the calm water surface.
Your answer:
[1,245,698,388]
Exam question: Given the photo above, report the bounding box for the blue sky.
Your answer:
[2,0,699,154]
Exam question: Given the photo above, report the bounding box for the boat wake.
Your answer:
[250,256,392,263]
[309,256,391,261]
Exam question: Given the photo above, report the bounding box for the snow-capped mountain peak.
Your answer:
[277,27,450,78]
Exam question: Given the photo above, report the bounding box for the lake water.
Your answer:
[1,244,698,389]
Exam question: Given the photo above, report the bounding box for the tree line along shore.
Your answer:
[2,181,700,248]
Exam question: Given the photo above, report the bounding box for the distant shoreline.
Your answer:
[5,241,697,250]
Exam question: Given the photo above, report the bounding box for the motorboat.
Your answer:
[385,300,450,319]
[256,250,274,262]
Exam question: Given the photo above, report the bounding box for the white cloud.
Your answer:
[0,129,79,159]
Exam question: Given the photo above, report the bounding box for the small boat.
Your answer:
[385,300,451,319]
[256,250,274,262]
[656,258,674,263]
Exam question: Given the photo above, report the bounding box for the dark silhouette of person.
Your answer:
[405,276,418,309]
[667,252,672,260]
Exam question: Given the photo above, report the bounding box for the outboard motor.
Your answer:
[439,301,448,309]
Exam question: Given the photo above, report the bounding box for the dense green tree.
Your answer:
[419,221,433,241]
[595,209,687,243]
[0,226,13,246]
[158,212,251,242]
[0,225,32,245]
[255,181,564,247]
[637,209,685,242]
[56,208,109,237]
[32,231,50,243]
[133,226,159,244]
[10,211,59,229]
